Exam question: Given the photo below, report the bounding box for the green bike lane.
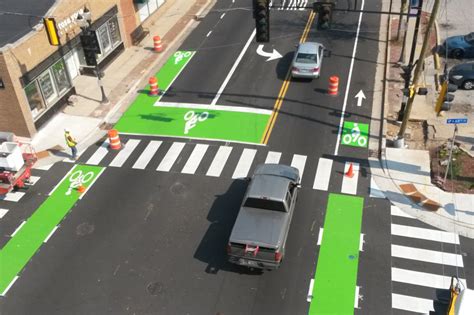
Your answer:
[0,165,104,296]
[308,193,365,315]
[114,51,272,144]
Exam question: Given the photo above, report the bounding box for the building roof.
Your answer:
[0,0,56,48]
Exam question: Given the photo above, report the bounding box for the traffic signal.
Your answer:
[313,2,335,29]
[435,81,458,113]
[254,0,269,42]
[43,18,60,46]
[80,31,101,66]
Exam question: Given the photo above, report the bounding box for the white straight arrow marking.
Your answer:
[256,45,283,62]
[355,90,366,107]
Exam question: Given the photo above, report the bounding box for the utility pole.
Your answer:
[396,0,408,40]
[396,0,440,145]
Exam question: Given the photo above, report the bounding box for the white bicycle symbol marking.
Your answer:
[343,123,367,147]
[174,51,192,64]
[66,170,94,195]
[184,110,209,134]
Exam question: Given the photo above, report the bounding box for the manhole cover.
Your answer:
[76,222,94,236]
[170,182,186,195]
[147,282,163,296]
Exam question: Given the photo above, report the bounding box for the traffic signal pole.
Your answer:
[396,0,440,145]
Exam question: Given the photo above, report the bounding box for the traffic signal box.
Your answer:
[80,31,101,66]
[254,0,270,42]
[313,1,335,29]
[435,81,457,113]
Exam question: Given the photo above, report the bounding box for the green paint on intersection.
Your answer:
[341,121,369,148]
[114,50,271,144]
[0,165,104,295]
[309,193,364,315]
[116,104,271,143]
[114,50,195,132]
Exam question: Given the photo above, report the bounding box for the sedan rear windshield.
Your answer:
[296,53,318,63]
[244,197,287,212]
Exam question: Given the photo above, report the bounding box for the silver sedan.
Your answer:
[291,42,326,79]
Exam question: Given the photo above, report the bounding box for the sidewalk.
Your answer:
[369,0,474,238]
[30,0,215,167]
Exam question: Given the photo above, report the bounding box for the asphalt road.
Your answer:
[1,0,473,314]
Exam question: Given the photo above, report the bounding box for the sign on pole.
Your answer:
[446,118,468,124]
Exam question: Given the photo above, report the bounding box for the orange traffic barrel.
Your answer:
[328,76,339,96]
[108,129,121,150]
[153,36,163,53]
[149,77,159,96]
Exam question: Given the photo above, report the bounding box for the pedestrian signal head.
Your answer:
[435,81,458,113]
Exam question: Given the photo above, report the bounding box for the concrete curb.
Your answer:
[369,0,391,161]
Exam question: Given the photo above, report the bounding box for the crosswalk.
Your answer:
[82,138,369,194]
[390,205,466,314]
[270,0,309,10]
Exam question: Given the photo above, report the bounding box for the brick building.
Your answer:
[0,0,166,137]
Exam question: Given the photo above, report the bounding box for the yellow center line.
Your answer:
[261,11,316,144]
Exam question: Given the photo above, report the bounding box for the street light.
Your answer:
[77,8,109,104]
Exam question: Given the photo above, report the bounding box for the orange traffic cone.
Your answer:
[77,185,86,193]
[345,163,354,178]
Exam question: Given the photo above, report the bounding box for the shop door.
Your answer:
[65,50,80,80]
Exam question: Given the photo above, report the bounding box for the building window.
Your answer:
[25,82,46,119]
[38,70,58,105]
[96,16,122,62]
[24,58,73,120]
[108,17,121,46]
[98,23,112,55]
[51,59,71,94]
[136,0,166,22]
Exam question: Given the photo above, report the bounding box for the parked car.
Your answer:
[227,164,300,270]
[442,32,474,59]
[291,42,326,79]
[448,62,474,90]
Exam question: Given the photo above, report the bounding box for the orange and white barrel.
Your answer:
[328,76,339,96]
[108,129,121,150]
[153,36,163,53]
[149,77,159,96]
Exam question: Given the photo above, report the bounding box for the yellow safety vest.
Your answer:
[65,133,77,147]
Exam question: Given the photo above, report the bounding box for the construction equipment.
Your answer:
[446,276,474,315]
[0,132,37,196]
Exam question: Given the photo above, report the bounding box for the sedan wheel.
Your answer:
[452,49,464,59]
[462,80,474,90]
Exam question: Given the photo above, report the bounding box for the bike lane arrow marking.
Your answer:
[355,90,366,107]
[256,45,283,62]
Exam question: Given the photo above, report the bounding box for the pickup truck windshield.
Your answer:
[244,197,287,212]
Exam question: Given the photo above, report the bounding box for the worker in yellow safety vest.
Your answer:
[64,130,78,160]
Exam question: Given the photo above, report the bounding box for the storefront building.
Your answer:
[0,0,166,137]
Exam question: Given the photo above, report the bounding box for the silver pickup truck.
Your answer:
[227,164,300,270]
